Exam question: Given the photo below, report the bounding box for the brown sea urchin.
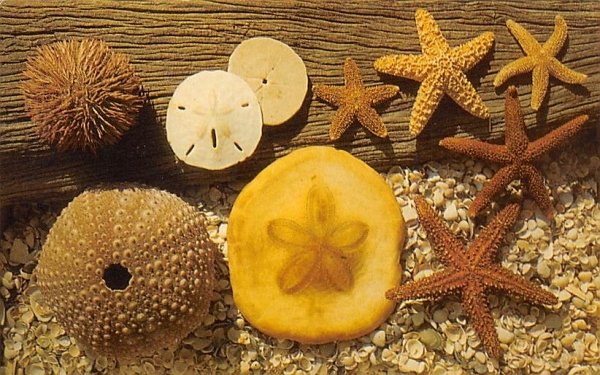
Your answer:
[35,187,216,361]
[21,39,144,153]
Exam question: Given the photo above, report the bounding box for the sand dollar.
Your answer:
[228,37,308,126]
[228,146,405,343]
[166,70,262,170]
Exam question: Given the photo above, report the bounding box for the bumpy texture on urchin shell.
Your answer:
[35,187,216,361]
[21,39,144,153]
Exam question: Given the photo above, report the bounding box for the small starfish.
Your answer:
[386,196,557,358]
[267,183,369,293]
[374,8,494,137]
[313,57,399,140]
[439,86,588,218]
[494,15,587,111]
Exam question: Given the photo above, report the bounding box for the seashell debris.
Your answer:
[1,141,598,374]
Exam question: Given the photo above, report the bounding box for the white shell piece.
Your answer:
[166,70,263,170]
[228,37,308,126]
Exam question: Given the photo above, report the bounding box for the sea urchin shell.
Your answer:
[21,39,144,153]
[35,186,216,361]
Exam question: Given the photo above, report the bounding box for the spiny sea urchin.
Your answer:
[35,186,216,361]
[21,39,144,153]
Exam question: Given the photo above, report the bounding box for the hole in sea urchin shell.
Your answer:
[103,263,132,290]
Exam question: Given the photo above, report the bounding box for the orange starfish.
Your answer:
[439,86,588,218]
[386,196,557,358]
[313,57,399,140]
[494,16,587,111]
[374,8,494,136]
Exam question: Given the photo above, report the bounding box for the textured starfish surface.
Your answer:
[386,196,558,358]
[439,86,588,218]
[267,184,369,294]
[313,57,399,140]
[374,8,494,137]
[494,15,587,111]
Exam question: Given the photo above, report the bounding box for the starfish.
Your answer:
[374,8,494,137]
[439,85,588,218]
[267,183,369,293]
[494,15,587,111]
[313,57,399,140]
[386,196,557,358]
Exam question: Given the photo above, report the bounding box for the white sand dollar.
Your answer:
[166,70,262,170]
[228,37,308,126]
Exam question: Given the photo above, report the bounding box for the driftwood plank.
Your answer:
[0,0,598,206]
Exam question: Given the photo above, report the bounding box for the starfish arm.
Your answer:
[531,66,550,111]
[450,31,495,71]
[469,165,518,218]
[385,267,467,301]
[409,73,445,136]
[415,8,450,55]
[414,196,467,267]
[547,58,587,85]
[525,114,588,161]
[328,105,357,141]
[462,282,502,358]
[467,202,521,267]
[506,19,542,56]
[313,85,345,106]
[373,54,430,82]
[543,15,567,57]
[343,57,364,89]
[478,266,558,305]
[493,56,536,87]
[445,70,490,119]
[356,105,388,138]
[439,137,512,164]
[367,84,400,106]
[521,164,554,218]
[504,86,530,155]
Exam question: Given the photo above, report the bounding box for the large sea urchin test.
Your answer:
[35,187,216,360]
[21,39,144,153]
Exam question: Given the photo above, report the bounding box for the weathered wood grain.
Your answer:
[0,0,598,206]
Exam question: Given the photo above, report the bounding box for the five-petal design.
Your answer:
[267,183,369,294]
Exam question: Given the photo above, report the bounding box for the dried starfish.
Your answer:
[267,183,369,293]
[313,57,399,140]
[494,15,587,111]
[387,196,558,358]
[374,8,494,136]
[439,86,588,218]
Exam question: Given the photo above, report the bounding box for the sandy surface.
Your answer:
[1,141,599,374]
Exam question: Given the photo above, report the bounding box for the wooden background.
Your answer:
[0,0,598,208]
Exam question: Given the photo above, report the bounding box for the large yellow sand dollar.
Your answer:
[228,146,405,343]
